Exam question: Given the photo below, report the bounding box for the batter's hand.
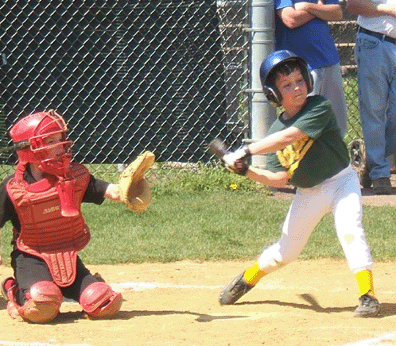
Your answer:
[225,159,249,176]
[223,147,251,176]
[207,139,251,176]
[223,147,251,167]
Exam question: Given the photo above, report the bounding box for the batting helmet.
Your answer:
[10,110,73,177]
[259,50,313,106]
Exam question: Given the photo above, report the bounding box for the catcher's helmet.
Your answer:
[10,110,73,177]
[260,50,313,106]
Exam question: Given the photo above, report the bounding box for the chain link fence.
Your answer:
[331,0,360,144]
[0,1,359,180]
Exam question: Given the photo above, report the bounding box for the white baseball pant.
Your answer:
[258,165,373,275]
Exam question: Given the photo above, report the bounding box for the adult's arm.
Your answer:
[347,0,396,17]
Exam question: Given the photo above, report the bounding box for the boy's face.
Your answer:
[42,133,65,159]
[29,132,69,176]
[275,69,308,111]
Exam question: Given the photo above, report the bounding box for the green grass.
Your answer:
[343,74,363,143]
[81,191,287,264]
[1,165,396,265]
[0,76,385,266]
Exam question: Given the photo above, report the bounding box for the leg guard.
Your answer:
[7,281,63,324]
[80,282,122,318]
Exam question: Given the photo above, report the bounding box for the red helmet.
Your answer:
[10,110,73,177]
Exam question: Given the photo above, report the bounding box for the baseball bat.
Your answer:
[208,138,229,159]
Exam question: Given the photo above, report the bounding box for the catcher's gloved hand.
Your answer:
[223,146,251,175]
[119,151,155,212]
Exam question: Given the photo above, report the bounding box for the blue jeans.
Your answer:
[355,32,396,180]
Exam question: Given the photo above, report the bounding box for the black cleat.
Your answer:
[354,294,380,317]
[219,273,253,305]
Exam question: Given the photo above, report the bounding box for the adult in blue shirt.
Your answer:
[275,0,348,137]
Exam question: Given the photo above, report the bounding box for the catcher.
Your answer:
[0,110,155,323]
[218,50,380,317]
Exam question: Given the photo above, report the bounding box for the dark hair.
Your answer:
[266,60,303,88]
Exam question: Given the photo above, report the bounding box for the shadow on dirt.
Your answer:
[53,310,223,324]
[117,309,248,322]
[234,293,396,318]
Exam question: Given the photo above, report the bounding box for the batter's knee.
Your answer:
[17,281,63,323]
[80,282,122,318]
[258,243,296,274]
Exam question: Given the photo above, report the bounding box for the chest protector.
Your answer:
[7,163,91,287]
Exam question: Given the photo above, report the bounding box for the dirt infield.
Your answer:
[1,184,396,346]
[0,259,396,346]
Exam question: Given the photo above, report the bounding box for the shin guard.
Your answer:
[80,282,122,318]
[10,281,63,323]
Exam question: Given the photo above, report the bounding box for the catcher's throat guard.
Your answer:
[119,151,155,212]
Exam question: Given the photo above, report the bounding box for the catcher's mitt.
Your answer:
[119,151,155,212]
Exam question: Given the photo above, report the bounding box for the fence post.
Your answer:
[246,0,276,167]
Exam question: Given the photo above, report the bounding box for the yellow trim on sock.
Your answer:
[243,263,266,286]
[355,269,375,298]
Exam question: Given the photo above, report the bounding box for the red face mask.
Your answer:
[10,110,73,177]
[10,110,79,217]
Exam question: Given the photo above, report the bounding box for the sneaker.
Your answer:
[6,301,21,320]
[354,294,380,317]
[219,273,253,305]
[372,177,392,195]
[349,139,372,188]
[1,277,16,301]
[1,278,22,320]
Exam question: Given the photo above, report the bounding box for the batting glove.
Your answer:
[223,146,251,176]
[223,146,251,167]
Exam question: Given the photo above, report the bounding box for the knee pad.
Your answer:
[18,281,63,323]
[80,282,122,318]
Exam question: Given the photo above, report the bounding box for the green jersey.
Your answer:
[266,95,349,188]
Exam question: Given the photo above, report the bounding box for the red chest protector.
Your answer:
[6,163,91,287]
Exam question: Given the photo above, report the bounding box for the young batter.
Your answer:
[219,50,379,317]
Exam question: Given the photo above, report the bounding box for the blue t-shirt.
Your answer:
[275,0,340,69]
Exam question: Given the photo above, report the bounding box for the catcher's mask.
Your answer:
[260,50,313,107]
[10,111,78,217]
[10,110,73,178]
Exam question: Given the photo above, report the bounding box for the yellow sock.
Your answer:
[243,262,266,286]
[355,269,375,298]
